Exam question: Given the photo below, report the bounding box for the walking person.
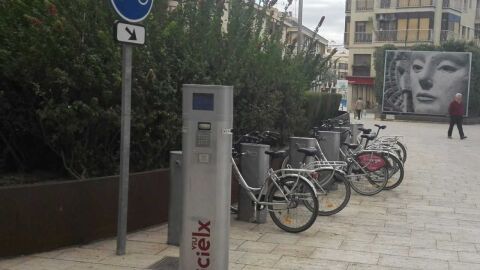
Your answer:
[354,97,364,120]
[448,93,467,140]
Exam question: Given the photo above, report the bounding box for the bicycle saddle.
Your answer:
[342,142,359,150]
[264,150,287,159]
[358,128,371,134]
[361,134,376,141]
[374,124,387,129]
[296,147,318,157]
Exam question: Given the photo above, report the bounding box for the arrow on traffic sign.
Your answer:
[125,27,137,41]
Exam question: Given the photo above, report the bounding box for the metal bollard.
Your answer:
[350,123,364,144]
[238,143,269,223]
[333,127,350,146]
[167,151,182,246]
[316,131,340,161]
[288,137,317,168]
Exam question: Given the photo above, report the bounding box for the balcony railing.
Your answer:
[442,0,464,11]
[377,0,436,8]
[354,32,373,43]
[356,0,374,11]
[397,0,435,8]
[352,65,371,77]
[374,29,433,43]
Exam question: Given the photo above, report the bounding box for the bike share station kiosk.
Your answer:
[180,85,233,270]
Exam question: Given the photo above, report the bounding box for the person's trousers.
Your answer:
[448,115,465,138]
[355,110,361,120]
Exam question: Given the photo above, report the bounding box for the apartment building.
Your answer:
[344,0,479,111]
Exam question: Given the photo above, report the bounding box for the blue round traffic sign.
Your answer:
[110,0,153,23]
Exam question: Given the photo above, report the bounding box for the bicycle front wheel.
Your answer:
[314,170,351,216]
[267,176,318,233]
[347,154,388,196]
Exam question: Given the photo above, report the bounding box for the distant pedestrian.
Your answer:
[448,93,467,140]
[354,97,364,120]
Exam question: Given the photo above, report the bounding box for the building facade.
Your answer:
[344,0,480,111]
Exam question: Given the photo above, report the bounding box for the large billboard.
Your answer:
[382,50,471,116]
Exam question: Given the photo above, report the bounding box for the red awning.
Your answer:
[346,76,375,86]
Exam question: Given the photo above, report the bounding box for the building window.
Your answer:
[338,63,348,70]
[475,23,480,39]
[353,54,371,77]
[380,0,392,8]
[356,0,374,11]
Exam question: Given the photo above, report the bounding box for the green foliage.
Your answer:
[373,41,480,116]
[0,0,336,180]
[304,92,342,130]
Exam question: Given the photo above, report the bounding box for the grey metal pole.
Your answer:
[297,0,304,54]
[116,44,133,256]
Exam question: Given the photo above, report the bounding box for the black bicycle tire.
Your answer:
[316,171,351,216]
[396,141,407,163]
[383,153,405,190]
[267,177,318,233]
[346,153,388,196]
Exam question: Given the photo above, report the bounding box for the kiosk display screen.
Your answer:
[193,93,214,111]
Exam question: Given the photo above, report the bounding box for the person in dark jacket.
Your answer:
[448,93,467,139]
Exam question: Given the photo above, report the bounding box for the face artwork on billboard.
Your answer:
[382,50,471,116]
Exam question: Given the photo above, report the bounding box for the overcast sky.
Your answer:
[276,0,346,46]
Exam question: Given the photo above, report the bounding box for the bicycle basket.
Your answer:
[356,153,385,172]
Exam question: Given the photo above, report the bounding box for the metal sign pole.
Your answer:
[116,44,133,256]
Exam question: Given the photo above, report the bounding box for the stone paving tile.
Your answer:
[236,241,277,253]
[274,256,348,270]
[80,240,168,255]
[339,240,409,257]
[234,253,282,268]
[55,248,113,263]
[256,232,302,244]
[449,261,480,270]
[8,258,82,270]
[230,238,246,250]
[295,235,344,249]
[0,257,33,269]
[97,253,160,268]
[437,240,477,252]
[408,247,458,261]
[378,254,449,270]
[310,248,380,264]
[346,263,414,270]
[65,262,139,270]
[458,252,480,263]
[270,244,315,258]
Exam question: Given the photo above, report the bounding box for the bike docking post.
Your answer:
[238,143,269,223]
[180,85,233,270]
[349,123,364,144]
[288,137,317,168]
[333,126,350,146]
[316,131,340,161]
[167,151,182,246]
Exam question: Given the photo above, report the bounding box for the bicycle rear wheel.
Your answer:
[347,154,388,196]
[313,170,351,216]
[383,153,404,190]
[395,141,407,163]
[267,176,318,233]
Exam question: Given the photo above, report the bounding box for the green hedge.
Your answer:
[0,0,336,180]
[304,92,342,129]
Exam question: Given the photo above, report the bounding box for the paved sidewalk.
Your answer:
[1,119,480,270]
